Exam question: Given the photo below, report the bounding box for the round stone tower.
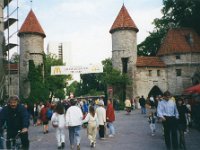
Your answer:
[0,1,4,99]
[110,4,139,99]
[18,9,46,99]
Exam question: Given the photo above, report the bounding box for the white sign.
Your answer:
[51,64,103,75]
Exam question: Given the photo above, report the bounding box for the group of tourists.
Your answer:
[0,96,116,150]
[139,91,192,150]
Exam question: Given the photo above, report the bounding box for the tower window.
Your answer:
[157,70,160,76]
[176,55,181,59]
[176,69,182,76]
[149,70,152,76]
[121,57,129,73]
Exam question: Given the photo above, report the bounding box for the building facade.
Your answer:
[47,41,72,66]
[110,5,200,99]
[18,10,46,99]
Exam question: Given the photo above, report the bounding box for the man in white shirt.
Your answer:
[157,91,179,150]
[66,99,83,150]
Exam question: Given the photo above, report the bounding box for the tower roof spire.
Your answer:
[110,4,139,33]
[18,9,46,37]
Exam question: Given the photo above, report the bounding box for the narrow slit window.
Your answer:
[157,70,160,76]
[176,55,181,59]
[121,58,129,73]
[176,69,182,76]
[149,70,152,76]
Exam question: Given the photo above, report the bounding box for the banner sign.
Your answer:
[51,64,103,75]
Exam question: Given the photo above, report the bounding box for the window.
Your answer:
[149,70,152,76]
[157,70,160,76]
[121,57,129,73]
[176,55,181,59]
[176,69,182,76]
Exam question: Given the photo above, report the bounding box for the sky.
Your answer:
[7,0,163,80]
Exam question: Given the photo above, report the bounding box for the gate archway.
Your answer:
[148,86,163,98]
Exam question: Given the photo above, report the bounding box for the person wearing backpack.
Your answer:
[46,107,53,121]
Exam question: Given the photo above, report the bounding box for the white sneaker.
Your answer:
[108,134,114,137]
[151,133,155,136]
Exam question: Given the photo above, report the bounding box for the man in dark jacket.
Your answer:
[139,96,146,114]
[0,95,30,149]
[0,106,3,149]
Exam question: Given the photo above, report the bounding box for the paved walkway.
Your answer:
[28,109,200,150]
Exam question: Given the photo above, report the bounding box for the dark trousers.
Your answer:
[99,125,105,138]
[163,117,178,150]
[7,132,29,150]
[0,133,3,149]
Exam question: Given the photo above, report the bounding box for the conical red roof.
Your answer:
[110,4,138,33]
[18,10,46,37]
[157,28,200,56]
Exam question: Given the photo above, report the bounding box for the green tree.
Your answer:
[10,52,19,63]
[102,58,130,86]
[102,58,130,101]
[138,0,200,56]
[27,60,49,104]
[44,54,72,101]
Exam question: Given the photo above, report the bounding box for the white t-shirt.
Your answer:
[65,106,83,126]
[82,113,98,126]
[96,106,106,125]
[51,112,65,128]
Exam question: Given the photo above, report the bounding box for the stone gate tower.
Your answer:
[110,4,139,99]
[18,10,46,99]
[0,0,4,99]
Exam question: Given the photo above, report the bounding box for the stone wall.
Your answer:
[19,34,44,98]
[111,30,137,98]
[160,53,200,95]
[5,73,19,96]
[135,67,167,98]
[0,2,4,100]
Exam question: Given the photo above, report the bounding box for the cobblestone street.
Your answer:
[28,109,200,150]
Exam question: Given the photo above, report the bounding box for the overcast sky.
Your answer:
[7,0,163,66]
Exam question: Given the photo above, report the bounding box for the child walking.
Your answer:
[82,106,98,148]
[148,112,156,136]
[51,103,66,149]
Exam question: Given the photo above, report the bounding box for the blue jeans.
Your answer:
[107,122,115,135]
[68,125,81,146]
[141,106,146,114]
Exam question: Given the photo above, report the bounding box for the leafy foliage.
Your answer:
[138,0,200,56]
[70,58,130,101]
[27,60,49,104]
[102,58,130,86]
[10,52,19,63]
[44,54,72,100]
[26,54,71,104]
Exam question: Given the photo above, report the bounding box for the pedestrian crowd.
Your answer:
[0,92,199,150]
[138,91,199,150]
[0,96,116,150]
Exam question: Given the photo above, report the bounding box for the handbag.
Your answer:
[52,120,59,128]
[52,113,59,128]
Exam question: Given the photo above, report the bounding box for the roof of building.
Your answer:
[136,56,166,67]
[157,28,200,56]
[110,4,139,33]
[5,64,18,71]
[18,9,46,37]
